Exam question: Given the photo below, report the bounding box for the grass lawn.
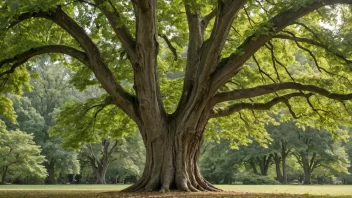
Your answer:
[0,184,351,197]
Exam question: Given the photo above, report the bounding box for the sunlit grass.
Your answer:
[218,185,352,196]
[0,184,129,191]
[1,184,352,197]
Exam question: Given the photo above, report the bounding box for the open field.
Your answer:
[0,184,352,197]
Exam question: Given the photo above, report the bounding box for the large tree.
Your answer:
[1,0,352,192]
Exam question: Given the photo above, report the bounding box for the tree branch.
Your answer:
[252,54,276,83]
[309,152,317,170]
[213,82,352,104]
[107,140,119,157]
[210,0,352,94]
[159,34,178,60]
[4,6,138,122]
[93,0,136,61]
[211,92,312,118]
[294,153,304,168]
[199,0,248,77]
[0,45,89,77]
[176,0,247,116]
[202,8,217,30]
[272,34,352,64]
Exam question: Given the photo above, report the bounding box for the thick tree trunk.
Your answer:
[303,167,311,184]
[92,164,108,184]
[122,123,220,192]
[301,152,312,184]
[95,172,106,184]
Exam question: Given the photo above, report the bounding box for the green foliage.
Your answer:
[1,0,352,189]
[206,110,275,148]
[0,95,16,123]
[201,118,351,184]
[3,61,81,183]
[293,125,350,175]
[200,140,241,184]
[105,134,145,183]
[50,95,137,149]
[4,95,45,143]
[0,120,47,183]
[1,0,352,149]
[242,174,280,185]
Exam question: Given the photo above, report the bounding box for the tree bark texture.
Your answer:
[123,111,221,192]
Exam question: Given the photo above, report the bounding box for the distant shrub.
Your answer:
[242,174,280,185]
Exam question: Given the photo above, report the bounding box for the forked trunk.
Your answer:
[122,122,220,192]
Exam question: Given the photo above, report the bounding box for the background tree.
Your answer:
[241,142,273,176]
[293,126,349,184]
[200,140,242,184]
[51,95,137,184]
[3,61,80,184]
[105,134,145,184]
[1,0,352,192]
[0,121,47,185]
[79,139,122,184]
[267,122,297,184]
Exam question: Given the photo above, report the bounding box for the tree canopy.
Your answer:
[1,0,352,192]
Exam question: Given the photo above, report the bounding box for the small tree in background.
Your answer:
[51,96,137,184]
[0,121,47,185]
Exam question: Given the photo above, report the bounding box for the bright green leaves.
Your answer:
[214,0,352,145]
[0,64,32,124]
[2,0,63,15]
[0,95,16,123]
[206,110,275,149]
[0,121,47,181]
[50,95,137,149]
